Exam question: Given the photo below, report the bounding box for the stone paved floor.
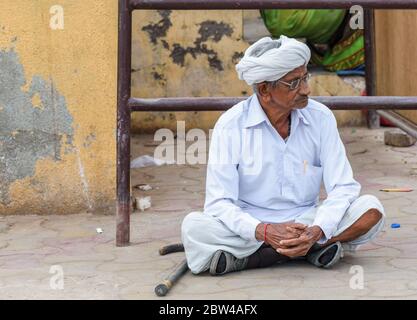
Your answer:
[1,127,417,299]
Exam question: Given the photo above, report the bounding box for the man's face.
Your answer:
[259,65,311,111]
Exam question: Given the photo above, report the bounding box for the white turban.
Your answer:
[236,36,311,86]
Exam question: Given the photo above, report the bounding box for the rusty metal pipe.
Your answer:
[364,9,380,128]
[116,0,132,247]
[129,96,417,112]
[130,0,417,10]
[376,110,417,139]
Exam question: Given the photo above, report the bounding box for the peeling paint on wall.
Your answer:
[142,10,173,45]
[232,51,244,64]
[0,48,73,205]
[169,20,234,71]
[197,21,233,43]
[141,11,234,71]
[151,68,166,86]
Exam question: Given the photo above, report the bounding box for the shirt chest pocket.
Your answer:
[289,160,323,203]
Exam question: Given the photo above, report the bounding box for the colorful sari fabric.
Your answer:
[260,9,365,72]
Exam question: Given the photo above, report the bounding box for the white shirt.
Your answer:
[204,94,361,243]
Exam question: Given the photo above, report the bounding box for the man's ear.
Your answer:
[258,83,270,103]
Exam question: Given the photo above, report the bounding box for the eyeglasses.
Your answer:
[278,73,311,91]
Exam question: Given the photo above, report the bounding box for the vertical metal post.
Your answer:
[116,0,132,246]
[364,8,380,128]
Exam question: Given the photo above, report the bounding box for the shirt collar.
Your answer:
[295,107,310,126]
[244,94,270,128]
[245,95,311,128]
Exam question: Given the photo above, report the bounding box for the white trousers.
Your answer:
[181,195,385,274]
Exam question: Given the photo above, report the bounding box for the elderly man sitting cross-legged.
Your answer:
[181,36,385,276]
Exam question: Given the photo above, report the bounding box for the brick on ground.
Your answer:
[384,129,416,147]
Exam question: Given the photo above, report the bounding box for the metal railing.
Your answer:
[117,0,417,246]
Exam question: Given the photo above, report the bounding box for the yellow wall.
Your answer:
[0,0,117,214]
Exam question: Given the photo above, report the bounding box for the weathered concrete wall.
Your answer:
[0,0,117,214]
[131,10,365,133]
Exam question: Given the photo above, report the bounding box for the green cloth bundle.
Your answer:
[260,9,364,72]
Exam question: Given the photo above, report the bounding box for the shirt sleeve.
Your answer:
[313,112,361,243]
[203,123,261,242]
